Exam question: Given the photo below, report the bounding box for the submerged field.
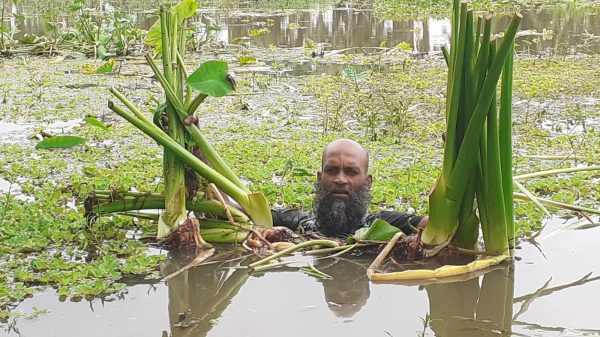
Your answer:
[1,0,599,335]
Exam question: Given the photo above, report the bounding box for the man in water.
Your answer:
[271,138,428,237]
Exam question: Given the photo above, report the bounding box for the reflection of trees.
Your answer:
[496,7,600,55]
[425,264,514,337]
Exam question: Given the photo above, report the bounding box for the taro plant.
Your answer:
[87,0,272,245]
[367,1,523,281]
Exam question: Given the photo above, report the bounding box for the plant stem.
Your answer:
[513,192,600,214]
[108,101,249,205]
[513,166,600,180]
[249,240,339,269]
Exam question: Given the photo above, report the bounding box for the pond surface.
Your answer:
[5,3,600,59]
[2,2,600,337]
[3,218,599,337]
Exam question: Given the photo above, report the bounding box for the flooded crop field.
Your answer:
[1,0,599,336]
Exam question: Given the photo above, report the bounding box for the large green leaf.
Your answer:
[144,0,198,49]
[349,219,401,243]
[174,0,198,19]
[186,60,234,97]
[35,136,85,149]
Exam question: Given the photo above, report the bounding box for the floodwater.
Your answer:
[2,2,600,337]
[5,3,600,58]
[3,218,600,337]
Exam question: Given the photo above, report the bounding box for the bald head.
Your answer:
[321,139,369,173]
[316,138,372,236]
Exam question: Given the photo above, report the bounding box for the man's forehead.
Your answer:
[322,139,369,169]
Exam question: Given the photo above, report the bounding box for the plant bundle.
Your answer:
[420,1,521,258]
[367,1,522,281]
[86,0,272,244]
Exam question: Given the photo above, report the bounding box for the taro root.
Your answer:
[183,114,198,126]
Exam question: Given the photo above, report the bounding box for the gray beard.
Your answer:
[313,182,371,237]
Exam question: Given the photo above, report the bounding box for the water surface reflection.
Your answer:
[162,252,517,337]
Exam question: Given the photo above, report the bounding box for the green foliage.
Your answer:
[187,60,234,97]
[35,135,85,149]
[94,60,117,74]
[145,0,198,51]
[351,219,401,242]
[238,55,258,65]
[341,66,369,81]
[84,117,109,130]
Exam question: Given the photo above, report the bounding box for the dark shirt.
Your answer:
[271,208,424,236]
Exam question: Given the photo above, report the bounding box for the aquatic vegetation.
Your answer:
[0,0,599,320]
[91,0,272,246]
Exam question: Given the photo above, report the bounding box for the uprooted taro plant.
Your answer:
[85,0,272,250]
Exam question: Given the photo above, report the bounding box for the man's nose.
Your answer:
[333,173,348,185]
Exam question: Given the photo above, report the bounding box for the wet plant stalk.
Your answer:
[249,240,339,269]
[421,0,522,258]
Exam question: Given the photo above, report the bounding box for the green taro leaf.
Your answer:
[175,0,198,20]
[36,136,85,149]
[186,60,233,97]
[349,219,400,243]
[84,117,109,130]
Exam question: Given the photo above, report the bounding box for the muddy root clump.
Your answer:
[160,218,211,250]
[390,233,424,261]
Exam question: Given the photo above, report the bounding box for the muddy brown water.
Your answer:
[2,3,600,337]
[2,218,599,337]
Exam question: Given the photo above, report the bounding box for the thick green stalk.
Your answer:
[474,14,492,99]
[108,102,248,207]
[499,42,515,252]
[159,7,187,239]
[446,13,522,203]
[481,41,508,255]
[454,10,479,250]
[109,88,154,126]
[443,1,469,177]
[422,12,522,249]
[449,0,460,76]
[159,8,172,83]
[474,15,482,54]
[441,45,449,67]
[186,93,208,115]
[108,102,271,227]
[145,54,251,194]
[89,194,249,223]
[422,3,468,248]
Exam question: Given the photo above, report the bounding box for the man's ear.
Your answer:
[366,174,373,188]
[317,171,322,182]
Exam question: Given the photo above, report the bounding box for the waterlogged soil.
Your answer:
[1,2,600,337]
[3,218,600,337]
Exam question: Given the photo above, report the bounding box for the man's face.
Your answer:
[314,142,372,236]
[317,144,372,196]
